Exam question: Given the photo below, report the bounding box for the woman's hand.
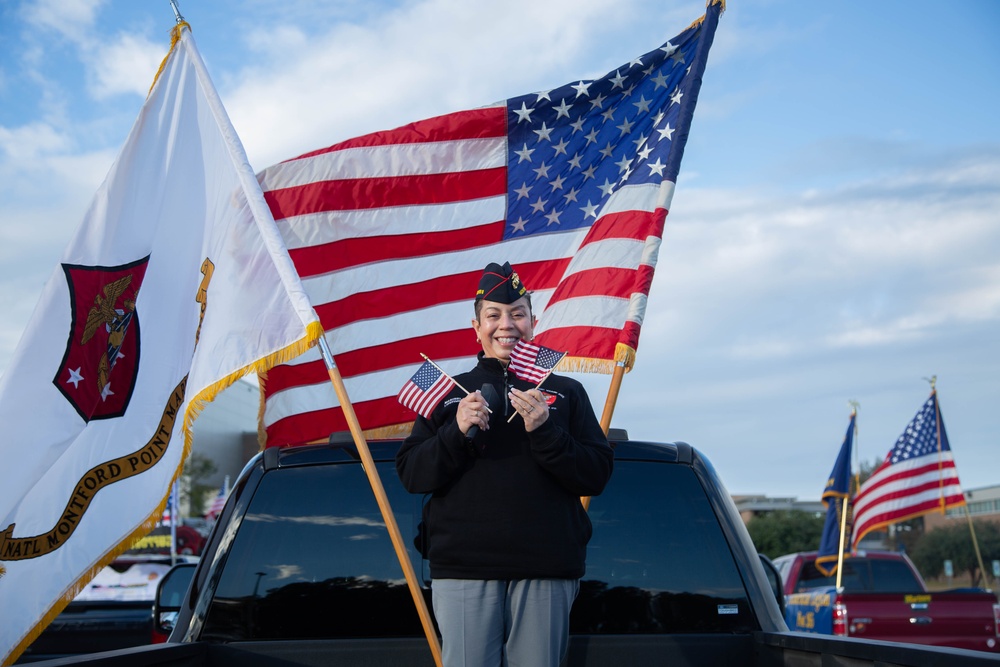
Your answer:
[457,390,491,436]
[509,387,548,432]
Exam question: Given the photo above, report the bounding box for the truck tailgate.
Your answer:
[842,592,999,653]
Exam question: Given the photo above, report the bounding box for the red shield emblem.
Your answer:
[54,257,149,422]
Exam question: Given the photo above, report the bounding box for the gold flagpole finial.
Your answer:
[922,375,937,392]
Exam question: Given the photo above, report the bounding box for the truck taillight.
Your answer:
[993,603,1000,638]
[832,595,848,637]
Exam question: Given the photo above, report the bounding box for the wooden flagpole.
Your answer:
[580,359,628,511]
[599,360,627,436]
[318,337,442,667]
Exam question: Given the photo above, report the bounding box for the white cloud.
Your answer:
[86,32,164,99]
[0,122,69,160]
[21,0,106,43]
[221,0,709,167]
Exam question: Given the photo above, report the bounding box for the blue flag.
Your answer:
[816,412,855,576]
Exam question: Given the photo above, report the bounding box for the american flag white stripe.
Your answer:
[260,136,507,191]
[277,198,507,250]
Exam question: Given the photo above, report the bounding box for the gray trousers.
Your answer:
[432,578,579,667]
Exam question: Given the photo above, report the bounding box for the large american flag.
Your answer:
[258,3,722,446]
[851,392,965,549]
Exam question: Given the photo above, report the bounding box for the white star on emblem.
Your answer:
[66,367,84,388]
[101,383,115,402]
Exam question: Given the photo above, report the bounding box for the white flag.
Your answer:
[0,24,320,664]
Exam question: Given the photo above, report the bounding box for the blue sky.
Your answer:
[1,0,998,500]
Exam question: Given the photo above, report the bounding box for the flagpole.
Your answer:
[167,0,184,23]
[932,382,988,586]
[835,404,858,588]
[318,337,443,667]
[835,495,848,590]
[598,360,627,435]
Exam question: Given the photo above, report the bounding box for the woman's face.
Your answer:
[472,296,534,362]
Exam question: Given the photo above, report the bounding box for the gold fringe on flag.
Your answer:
[149,22,190,96]
[688,0,726,30]
[557,342,636,375]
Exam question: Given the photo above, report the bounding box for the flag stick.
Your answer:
[506,365,560,424]
[321,338,442,667]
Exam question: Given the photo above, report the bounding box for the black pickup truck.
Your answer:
[26,432,1000,666]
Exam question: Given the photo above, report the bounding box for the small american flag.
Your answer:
[205,485,228,520]
[851,392,965,548]
[508,340,566,384]
[397,360,457,418]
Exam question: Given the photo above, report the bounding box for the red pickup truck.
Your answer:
[774,550,1000,653]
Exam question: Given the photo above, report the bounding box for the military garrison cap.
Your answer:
[475,262,527,304]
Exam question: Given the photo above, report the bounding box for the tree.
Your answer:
[746,510,825,560]
[180,452,217,518]
[910,520,1000,587]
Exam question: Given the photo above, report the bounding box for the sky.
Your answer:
[1,0,998,501]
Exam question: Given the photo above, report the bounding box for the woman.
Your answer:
[396,261,613,667]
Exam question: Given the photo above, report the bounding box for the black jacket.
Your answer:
[395,354,613,580]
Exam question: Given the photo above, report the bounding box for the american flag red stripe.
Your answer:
[851,392,966,548]
[259,7,721,446]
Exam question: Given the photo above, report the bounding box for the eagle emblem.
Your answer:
[54,258,149,421]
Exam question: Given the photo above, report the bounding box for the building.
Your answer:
[926,484,1000,531]
[188,378,261,492]
[732,495,824,524]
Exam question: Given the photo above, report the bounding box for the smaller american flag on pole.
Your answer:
[508,340,567,385]
[205,485,228,520]
[397,360,457,418]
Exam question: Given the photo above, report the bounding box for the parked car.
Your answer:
[775,549,1000,653]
